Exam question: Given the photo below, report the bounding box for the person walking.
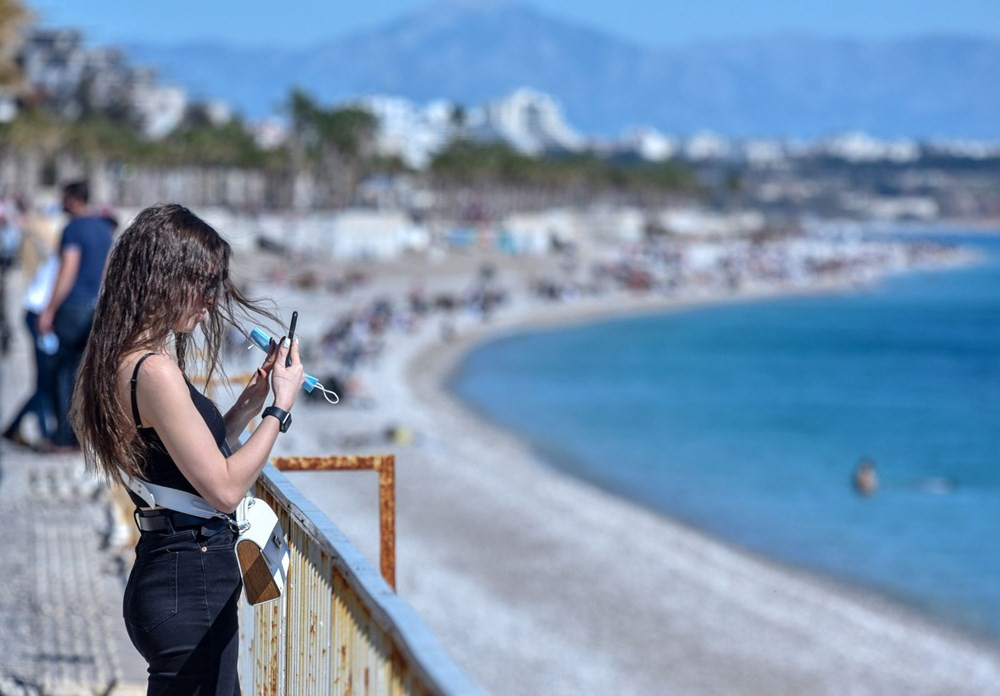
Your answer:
[38,181,114,450]
[71,204,304,694]
[2,198,60,445]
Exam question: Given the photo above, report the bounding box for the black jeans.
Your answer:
[52,303,94,446]
[124,520,243,695]
[3,310,57,440]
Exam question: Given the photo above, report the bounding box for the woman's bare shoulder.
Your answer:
[117,352,184,391]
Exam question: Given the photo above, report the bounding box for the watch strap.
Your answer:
[262,405,291,433]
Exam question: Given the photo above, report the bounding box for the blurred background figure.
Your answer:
[852,456,879,497]
[37,180,114,451]
[2,195,60,447]
[0,195,23,354]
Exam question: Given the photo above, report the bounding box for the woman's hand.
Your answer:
[235,337,279,418]
[270,337,305,411]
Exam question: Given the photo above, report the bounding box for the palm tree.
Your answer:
[285,89,376,207]
[0,0,29,91]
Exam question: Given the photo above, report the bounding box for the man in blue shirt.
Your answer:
[38,181,114,450]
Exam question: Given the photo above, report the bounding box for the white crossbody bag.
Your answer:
[122,472,290,606]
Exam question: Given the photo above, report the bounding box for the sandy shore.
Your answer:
[253,253,1000,695]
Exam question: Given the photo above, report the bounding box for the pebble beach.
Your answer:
[244,242,1000,695]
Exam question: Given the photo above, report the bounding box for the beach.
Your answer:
[3,225,998,694]
[249,245,1000,695]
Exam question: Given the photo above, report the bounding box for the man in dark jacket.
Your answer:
[38,180,114,450]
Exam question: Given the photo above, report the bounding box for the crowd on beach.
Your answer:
[0,181,962,436]
[1,185,971,446]
[233,225,969,418]
[535,233,967,300]
[230,263,511,411]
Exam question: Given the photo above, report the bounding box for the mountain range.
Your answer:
[121,0,1000,139]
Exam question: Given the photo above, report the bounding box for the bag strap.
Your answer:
[120,469,229,520]
[125,351,239,520]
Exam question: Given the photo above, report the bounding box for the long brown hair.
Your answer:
[72,204,279,483]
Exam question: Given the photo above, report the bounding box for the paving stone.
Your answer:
[0,448,146,694]
[2,274,146,694]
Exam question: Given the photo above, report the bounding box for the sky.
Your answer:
[29,0,1000,49]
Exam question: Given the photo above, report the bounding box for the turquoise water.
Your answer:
[451,232,1000,642]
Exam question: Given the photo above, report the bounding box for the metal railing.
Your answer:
[272,455,396,589]
[238,463,480,696]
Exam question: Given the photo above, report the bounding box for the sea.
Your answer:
[450,229,1000,643]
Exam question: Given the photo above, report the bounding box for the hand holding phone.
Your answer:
[248,326,320,393]
[247,316,340,405]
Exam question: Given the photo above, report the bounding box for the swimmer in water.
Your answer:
[853,457,878,496]
[851,457,957,496]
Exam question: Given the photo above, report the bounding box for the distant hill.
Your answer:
[121,0,1000,139]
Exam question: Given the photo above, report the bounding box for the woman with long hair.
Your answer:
[72,204,304,694]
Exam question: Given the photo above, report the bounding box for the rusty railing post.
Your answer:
[272,455,397,590]
[378,455,396,589]
[240,466,480,695]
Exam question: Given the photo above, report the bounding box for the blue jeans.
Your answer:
[51,303,94,446]
[3,310,57,440]
[124,519,243,695]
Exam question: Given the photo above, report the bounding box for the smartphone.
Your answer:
[286,310,298,367]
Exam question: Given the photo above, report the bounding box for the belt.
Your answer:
[134,508,228,533]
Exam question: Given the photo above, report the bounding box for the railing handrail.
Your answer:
[256,463,482,695]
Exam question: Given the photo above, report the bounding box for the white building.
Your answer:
[251,118,289,150]
[357,96,454,168]
[740,139,788,166]
[18,29,89,118]
[204,100,233,126]
[821,132,919,163]
[927,139,1000,159]
[132,81,188,139]
[467,88,584,155]
[622,126,678,161]
[658,208,766,237]
[577,206,646,244]
[359,90,588,166]
[500,208,580,254]
[327,210,430,259]
[18,27,192,138]
[683,131,731,161]
[0,91,16,123]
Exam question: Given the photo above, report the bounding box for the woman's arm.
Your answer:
[136,338,305,512]
[222,341,278,444]
[222,384,263,445]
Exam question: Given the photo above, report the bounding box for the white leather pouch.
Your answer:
[234,495,290,605]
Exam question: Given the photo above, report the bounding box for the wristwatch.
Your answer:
[262,405,292,433]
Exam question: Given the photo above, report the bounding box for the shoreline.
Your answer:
[436,332,1000,653]
[278,251,1000,694]
[419,263,1000,646]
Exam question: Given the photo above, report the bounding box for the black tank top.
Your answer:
[127,352,233,508]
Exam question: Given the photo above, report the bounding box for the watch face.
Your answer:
[266,407,291,433]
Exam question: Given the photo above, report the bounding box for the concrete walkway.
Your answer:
[0,447,147,695]
[1,268,146,695]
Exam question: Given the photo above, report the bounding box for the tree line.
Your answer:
[0,1,697,204]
